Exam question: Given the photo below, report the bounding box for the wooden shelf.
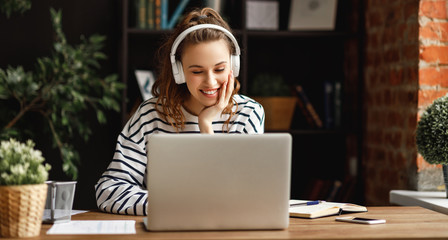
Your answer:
[119,0,363,202]
[246,30,350,38]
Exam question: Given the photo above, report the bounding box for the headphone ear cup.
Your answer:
[174,60,185,84]
[231,55,240,77]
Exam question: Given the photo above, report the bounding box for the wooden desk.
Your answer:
[30,207,448,239]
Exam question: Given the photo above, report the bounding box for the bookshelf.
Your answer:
[119,0,363,203]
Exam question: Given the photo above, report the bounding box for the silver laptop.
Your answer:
[144,133,292,231]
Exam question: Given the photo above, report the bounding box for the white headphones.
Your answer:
[170,24,241,84]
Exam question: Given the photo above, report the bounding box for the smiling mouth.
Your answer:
[201,89,218,95]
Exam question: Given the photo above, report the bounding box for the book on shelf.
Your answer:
[161,0,168,29]
[289,199,367,219]
[323,81,342,129]
[295,91,316,128]
[147,0,155,29]
[334,81,342,128]
[295,85,323,128]
[167,0,190,29]
[136,0,146,29]
[134,0,190,29]
[324,81,334,129]
[155,0,161,29]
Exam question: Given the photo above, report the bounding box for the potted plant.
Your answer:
[416,94,448,197]
[249,73,296,131]
[0,138,51,238]
[0,7,124,180]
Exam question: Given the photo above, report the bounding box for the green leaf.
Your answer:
[97,110,106,124]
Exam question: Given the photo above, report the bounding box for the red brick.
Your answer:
[420,22,448,41]
[384,27,398,44]
[404,1,419,19]
[402,44,419,61]
[420,46,448,64]
[367,34,379,49]
[385,48,400,63]
[393,152,407,169]
[384,89,393,105]
[368,110,382,127]
[365,50,376,67]
[406,129,417,149]
[375,91,383,105]
[373,148,386,161]
[389,68,404,85]
[366,11,383,28]
[397,90,418,107]
[371,131,383,145]
[419,0,448,19]
[405,65,419,83]
[386,131,402,149]
[407,24,420,43]
[419,67,448,87]
[418,89,448,107]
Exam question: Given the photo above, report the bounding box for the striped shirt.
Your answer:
[94,94,265,215]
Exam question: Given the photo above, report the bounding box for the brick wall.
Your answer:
[417,0,448,190]
[363,0,420,205]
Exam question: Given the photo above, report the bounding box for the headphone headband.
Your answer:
[170,24,241,84]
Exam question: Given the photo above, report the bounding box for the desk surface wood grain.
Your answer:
[32,206,448,240]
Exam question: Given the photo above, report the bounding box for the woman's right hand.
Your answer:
[198,71,235,134]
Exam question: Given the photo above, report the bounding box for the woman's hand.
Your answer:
[198,71,234,134]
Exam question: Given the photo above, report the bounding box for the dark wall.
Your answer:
[0,0,122,210]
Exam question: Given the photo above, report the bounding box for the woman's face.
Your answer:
[181,39,231,115]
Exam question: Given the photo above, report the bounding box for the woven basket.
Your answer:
[0,183,48,238]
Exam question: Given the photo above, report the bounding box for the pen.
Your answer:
[290,200,325,207]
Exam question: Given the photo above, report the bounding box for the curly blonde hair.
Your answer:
[151,7,240,132]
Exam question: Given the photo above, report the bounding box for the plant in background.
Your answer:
[0,0,31,18]
[0,9,124,179]
[0,138,51,185]
[250,73,291,97]
[416,94,448,165]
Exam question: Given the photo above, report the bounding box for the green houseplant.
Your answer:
[416,94,448,197]
[0,8,124,179]
[249,73,296,131]
[0,138,51,238]
[0,0,31,18]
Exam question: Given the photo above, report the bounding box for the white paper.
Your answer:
[47,220,136,235]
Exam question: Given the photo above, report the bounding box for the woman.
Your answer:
[95,7,264,215]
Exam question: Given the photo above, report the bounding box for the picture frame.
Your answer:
[135,69,155,101]
[246,0,279,30]
[288,0,338,31]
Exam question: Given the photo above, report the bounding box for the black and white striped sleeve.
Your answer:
[94,104,152,216]
[240,97,265,134]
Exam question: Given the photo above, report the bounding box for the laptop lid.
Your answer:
[145,133,292,231]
